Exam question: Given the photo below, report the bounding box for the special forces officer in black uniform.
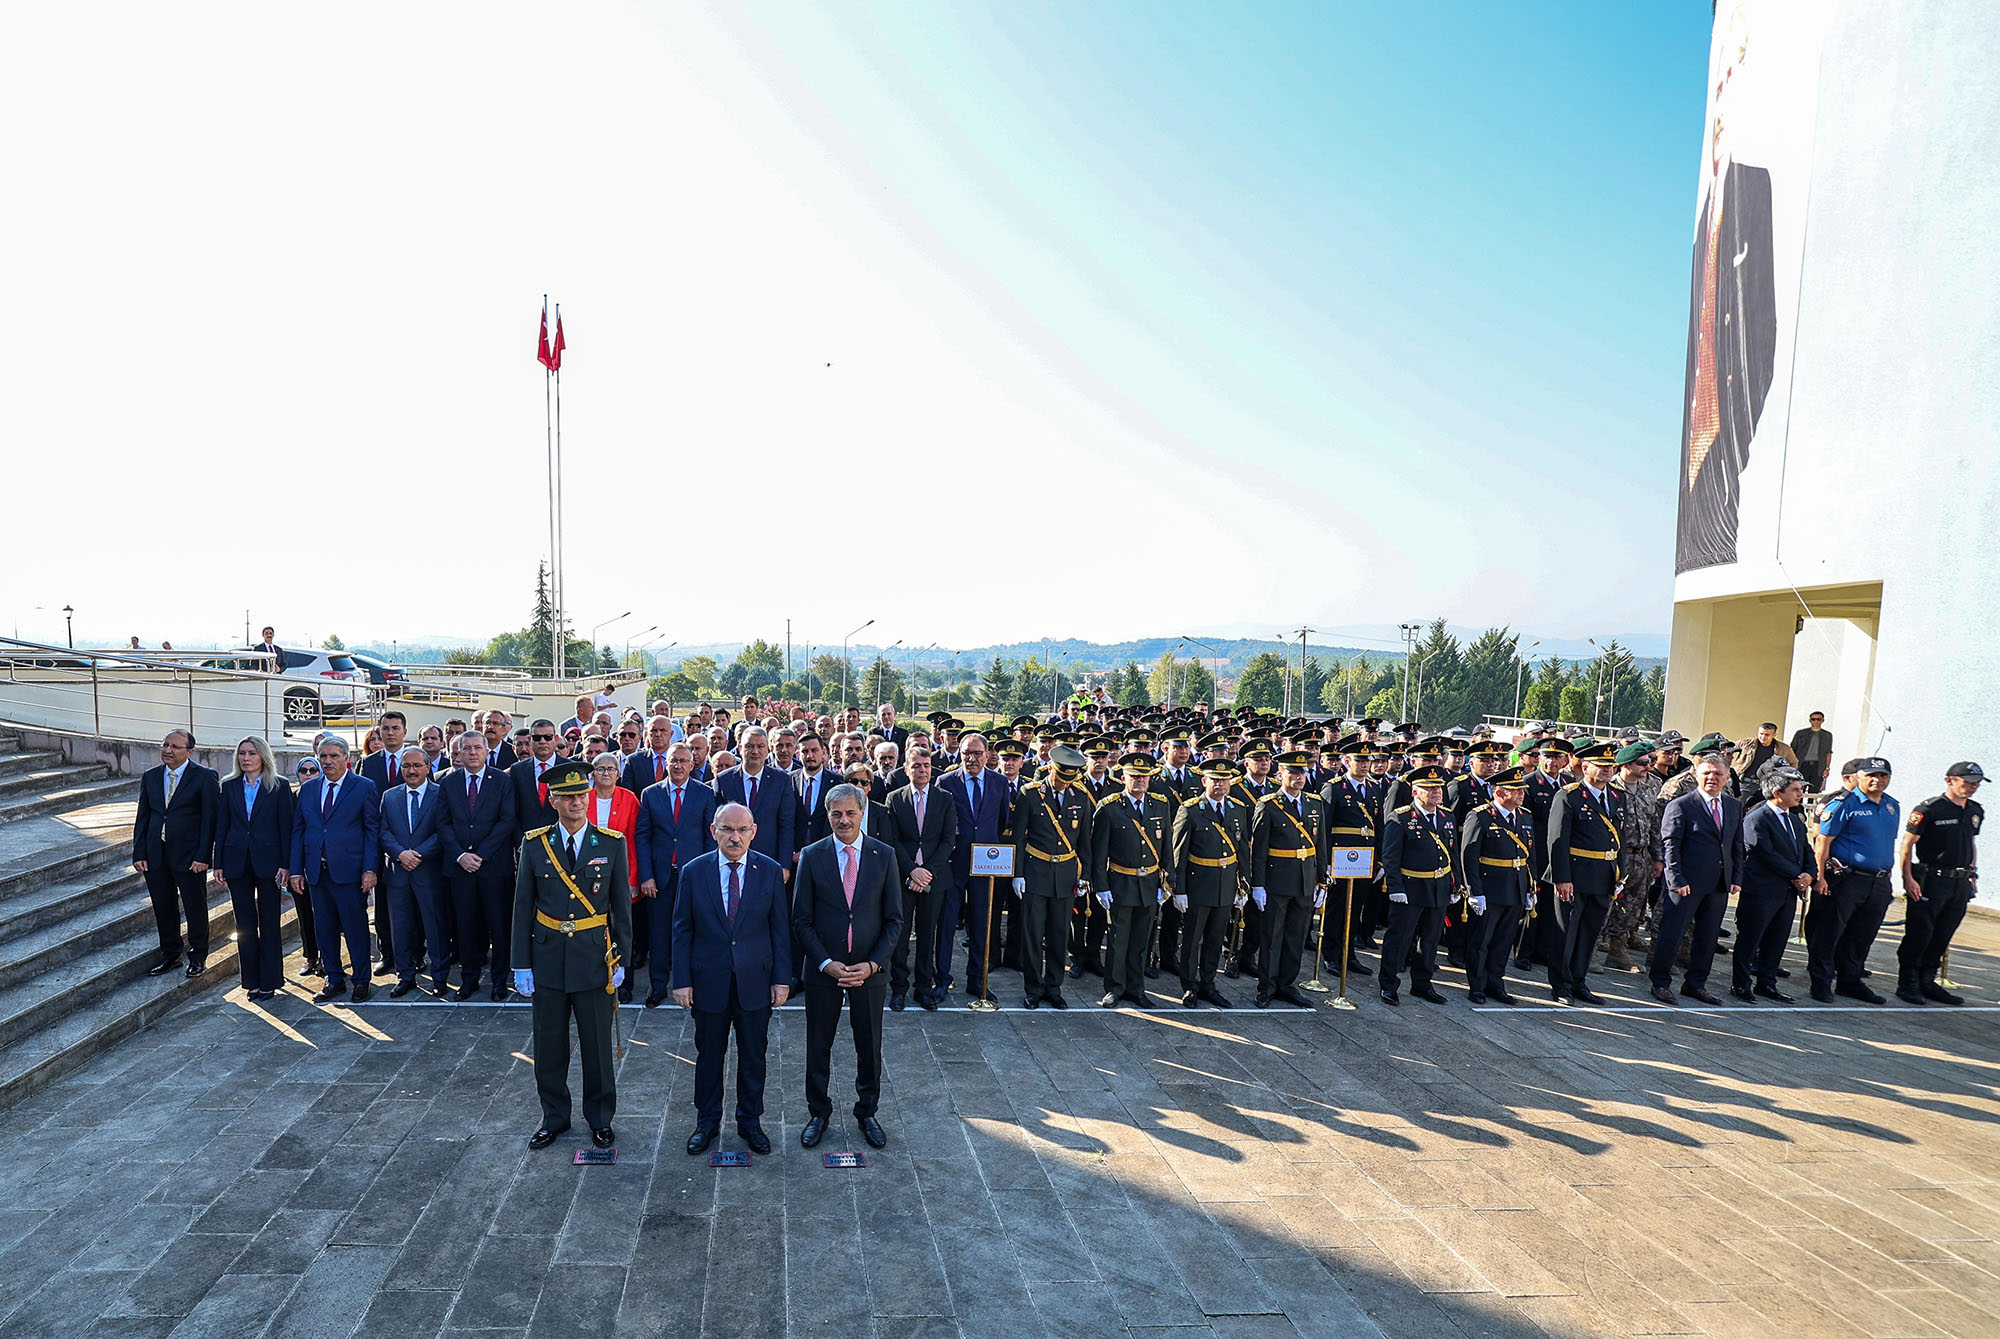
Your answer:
[1249,750,1324,1008]
[1090,752,1173,1008]
[1011,743,1094,1009]
[1172,757,1250,1006]
[1458,765,1534,1004]
[1545,741,1624,1006]
[1897,760,1985,1005]
[1379,763,1457,1005]
[513,758,632,1151]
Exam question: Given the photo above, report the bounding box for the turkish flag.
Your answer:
[550,308,566,371]
[537,300,553,370]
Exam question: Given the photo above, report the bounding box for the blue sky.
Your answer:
[2,2,1711,651]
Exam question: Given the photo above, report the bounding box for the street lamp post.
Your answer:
[624,626,659,666]
[1586,638,1609,730]
[63,605,73,649]
[1411,650,1440,724]
[841,619,874,710]
[1180,635,1222,710]
[1399,623,1422,721]
[1513,640,1540,720]
[590,612,631,672]
[1052,650,1072,713]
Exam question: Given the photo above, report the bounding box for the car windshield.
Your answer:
[324,655,358,672]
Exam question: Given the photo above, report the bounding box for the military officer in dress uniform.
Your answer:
[1011,744,1094,1010]
[1229,738,1281,979]
[1545,741,1624,1006]
[1090,752,1173,1008]
[1441,740,1507,969]
[1150,729,1200,977]
[1172,757,1249,1007]
[513,759,632,1151]
[1518,737,1569,973]
[1458,765,1534,1004]
[1378,763,1457,1006]
[1319,738,1378,980]
[1249,751,1325,1008]
[1068,734,1122,976]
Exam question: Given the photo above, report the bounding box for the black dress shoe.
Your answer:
[373,962,397,979]
[617,983,633,1004]
[390,981,417,999]
[301,960,324,978]
[858,1115,887,1149]
[1570,985,1604,1006]
[1099,992,1120,1008]
[247,989,276,1002]
[350,984,371,1003]
[1378,988,1399,1006]
[1777,966,1791,978]
[451,984,477,1001]
[185,960,206,978]
[1067,962,1083,978]
[1144,965,1161,979]
[1221,962,1241,979]
[529,1122,570,1150]
[1198,987,1232,1008]
[1180,990,1200,1007]
[489,984,508,1002]
[1755,985,1794,1003]
[890,991,906,1012]
[1275,987,1313,1008]
[921,992,940,1012]
[1895,986,1927,1005]
[313,984,348,1004]
[645,995,664,1009]
[1255,991,1275,1007]
[738,1125,770,1155]
[800,1115,828,1148]
[1467,992,1486,1005]
[1729,986,1757,1003]
[1023,994,1040,1009]
[592,1126,615,1149]
[1345,956,1373,978]
[1412,985,1447,1005]
[1121,991,1152,1009]
[1810,985,1835,1003]
[1650,985,1678,1006]
[1836,981,1886,1005]
[1681,986,1722,1005]
[687,1126,719,1155]
[1046,990,1068,1010]
[1490,989,1517,1006]
[1922,982,1966,1006]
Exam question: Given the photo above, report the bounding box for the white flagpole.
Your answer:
[553,302,566,681]
[543,296,559,679]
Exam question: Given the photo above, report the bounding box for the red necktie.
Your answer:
[467,773,479,811]
[748,773,759,809]
[672,786,683,826]
[1710,798,1723,829]
[654,754,665,784]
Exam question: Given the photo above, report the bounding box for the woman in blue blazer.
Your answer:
[213,736,297,1000]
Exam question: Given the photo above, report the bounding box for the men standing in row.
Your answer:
[887,746,957,1011]
[514,760,630,1152]
[940,733,1008,1001]
[1378,764,1456,1006]
[1010,744,1092,1010]
[1458,766,1532,1004]
[1249,751,1323,1008]
[1172,758,1248,1007]
[292,737,381,1004]
[1545,741,1623,1006]
[441,732,515,1001]
[1895,761,1983,1006]
[360,709,410,976]
[1808,758,1899,1004]
[1652,754,1741,1006]
[1733,765,1814,1003]
[381,746,449,998]
[1091,752,1172,1008]
[636,743,716,1008]
[1320,740,1378,979]
[132,729,220,979]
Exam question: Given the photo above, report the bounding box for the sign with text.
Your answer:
[573,1148,616,1166]
[970,845,1016,877]
[1330,847,1375,880]
[823,1152,867,1169]
[709,1150,751,1168]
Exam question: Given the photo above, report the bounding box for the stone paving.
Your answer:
[3,909,2000,1339]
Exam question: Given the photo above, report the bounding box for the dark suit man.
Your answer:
[886,748,958,1011]
[289,741,382,1002]
[381,750,449,996]
[793,740,842,851]
[213,755,294,996]
[634,748,717,1006]
[1734,767,1816,1001]
[875,711,910,758]
[712,731,797,863]
[672,814,790,1156]
[359,715,413,973]
[131,730,221,977]
[1653,757,1745,1004]
[508,724,563,842]
[439,733,518,1000]
[793,784,903,1151]
[936,734,1010,998]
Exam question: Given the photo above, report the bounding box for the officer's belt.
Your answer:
[1566,847,1619,861]
[1266,850,1313,860]
[1190,855,1235,868]
[537,910,609,935]
[1029,846,1079,865]
[1479,856,1527,869]
[1399,868,1449,879]
[1917,864,1976,878]
[1109,862,1158,877]
[1326,826,1372,837]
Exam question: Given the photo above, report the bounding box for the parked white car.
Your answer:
[202,648,373,723]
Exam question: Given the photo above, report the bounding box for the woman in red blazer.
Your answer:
[586,754,642,884]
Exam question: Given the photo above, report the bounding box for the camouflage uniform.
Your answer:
[1603,769,1662,963]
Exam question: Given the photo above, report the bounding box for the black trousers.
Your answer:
[226,874,284,992]
[1257,891,1311,994]
[1104,899,1158,998]
[1731,889,1796,993]
[1156,897,1183,972]
[1236,900,1266,978]
[1552,891,1613,992]
[372,875,395,968]
[448,865,513,989]
[1379,900,1443,993]
[629,897,651,971]
[890,885,942,998]
[292,881,318,968]
[144,864,208,962]
[1804,869,1890,990]
[1466,903,1520,996]
[1522,885,1564,973]
[532,986,616,1130]
[1020,892,1072,997]
[805,972,886,1119]
[1648,886,1726,991]
[1179,902,1230,991]
[693,990,771,1130]
[1899,874,1974,987]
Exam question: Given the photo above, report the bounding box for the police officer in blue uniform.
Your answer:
[1806,757,1899,1004]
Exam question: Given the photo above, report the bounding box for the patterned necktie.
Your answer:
[748,772,759,809]
[840,845,857,953]
[726,861,741,921]
[322,781,335,819]
[467,772,480,811]
[164,769,178,806]
[408,789,419,832]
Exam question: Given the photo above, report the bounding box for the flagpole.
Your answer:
[553,305,566,682]
[542,296,559,680]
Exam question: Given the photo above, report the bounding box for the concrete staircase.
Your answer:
[0,729,283,1108]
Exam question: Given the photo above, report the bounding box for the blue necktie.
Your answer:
[408,790,419,832]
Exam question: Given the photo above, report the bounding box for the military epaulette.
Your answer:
[594,824,624,838]
[1094,792,1128,810]
[1563,782,1580,792]
[1609,781,1626,793]
[1472,802,1492,816]
[1392,805,1412,816]
[1181,796,1203,809]
[525,825,553,840]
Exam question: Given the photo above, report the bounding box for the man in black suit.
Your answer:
[359,709,411,976]
[886,745,958,1012]
[252,626,284,663]
[621,714,678,799]
[793,783,903,1151]
[1733,765,1815,1002]
[131,729,221,977]
[874,704,909,757]
[478,710,518,771]
[509,719,563,843]
[1653,755,1745,1005]
[793,733,842,850]
[440,732,518,1000]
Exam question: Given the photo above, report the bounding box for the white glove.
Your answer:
[1389,891,1408,905]
[1312,887,1326,909]
[1233,891,1248,909]
[1470,896,1486,915]
[1096,889,1113,910]
[611,966,625,988]
[513,969,534,996]
[1172,894,1188,913]
[1250,887,1267,910]
[1011,877,1026,896]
